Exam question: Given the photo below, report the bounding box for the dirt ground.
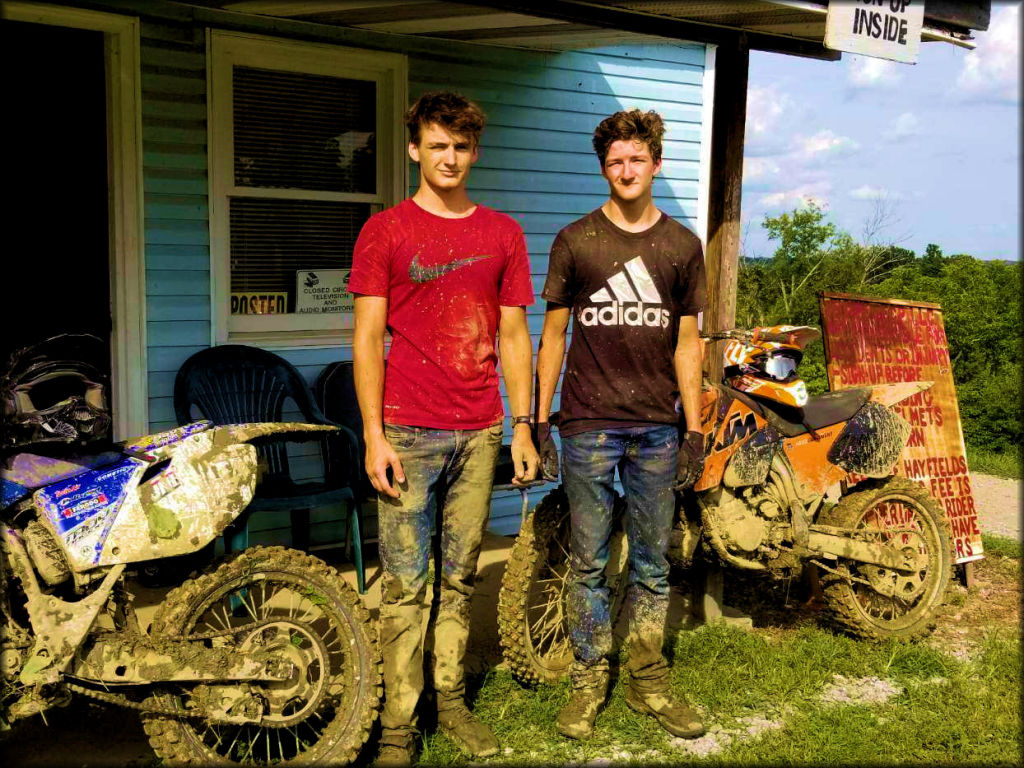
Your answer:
[971,472,1022,542]
[2,472,1019,767]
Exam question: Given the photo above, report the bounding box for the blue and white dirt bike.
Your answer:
[0,335,380,765]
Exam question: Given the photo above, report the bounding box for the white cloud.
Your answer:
[884,112,920,140]
[849,185,905,201]
[744,84,795,155]
[848,55,903,88]
[797,129,859,158]
[744,156,781,180]
[759,186,830,211]
[956,4,1020,102]
[746,84,791,136]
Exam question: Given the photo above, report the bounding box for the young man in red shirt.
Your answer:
[534,109,708,740]
[350,91,539,765]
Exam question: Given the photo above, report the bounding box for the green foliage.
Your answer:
[737,204,1023,455]
[966,443,1022,480]
[980,532,1023,559]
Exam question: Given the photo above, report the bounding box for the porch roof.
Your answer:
[190,1,991,60]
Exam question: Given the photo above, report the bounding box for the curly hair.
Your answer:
[592,109,665,165]
[405,90,487,146]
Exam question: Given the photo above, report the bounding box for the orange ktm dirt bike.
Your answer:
[497,325,953,684]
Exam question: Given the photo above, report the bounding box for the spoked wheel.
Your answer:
[497,488,628,684]
[818,477,953,640]
[142,547,380,765]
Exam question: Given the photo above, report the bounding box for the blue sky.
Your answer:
[740,2,1020,262]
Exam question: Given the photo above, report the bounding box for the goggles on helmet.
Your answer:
[761,351,801,381]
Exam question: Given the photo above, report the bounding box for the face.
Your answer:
[409,122,479,192]
[600,139,661,203]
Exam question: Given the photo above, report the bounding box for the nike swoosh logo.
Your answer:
[408,254,494,283]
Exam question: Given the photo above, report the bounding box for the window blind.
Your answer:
[233,66,377,194]
[229,197,370,309]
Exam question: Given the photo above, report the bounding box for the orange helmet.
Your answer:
[721,325,820,408]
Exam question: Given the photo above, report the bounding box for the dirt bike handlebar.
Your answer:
[700,327,821,345]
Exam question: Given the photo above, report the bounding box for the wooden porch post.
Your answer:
[696,35,751,629]
[704,35,749,382]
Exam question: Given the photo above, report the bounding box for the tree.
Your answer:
[920,243,947,277]
[761,201,838,320]
[732,205,1022,456]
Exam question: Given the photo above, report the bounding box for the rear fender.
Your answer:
[867,381,934,408]
[212,421,338,446]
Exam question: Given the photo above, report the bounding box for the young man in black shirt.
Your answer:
[534,109,707,740]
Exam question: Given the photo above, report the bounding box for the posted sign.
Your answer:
[825,0,925,64]
[820,293,983,564]
[296,270,353,314]
[230,292,286,315]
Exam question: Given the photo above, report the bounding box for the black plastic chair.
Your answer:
[313,361,374,502]
[174,345,365,593]
[314,361,372,582]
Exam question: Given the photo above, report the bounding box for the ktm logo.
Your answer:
[714,412,758,452]
[579,256,670,328]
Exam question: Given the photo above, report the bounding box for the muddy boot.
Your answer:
[556,659,609,740]
[624,681,705,739]
[436,697,499,758]
[374,728,418,767]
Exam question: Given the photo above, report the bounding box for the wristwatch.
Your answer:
[512,415,532,426]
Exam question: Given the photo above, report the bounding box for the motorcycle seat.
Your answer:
[1,451,124,490]
[732,387,872,438]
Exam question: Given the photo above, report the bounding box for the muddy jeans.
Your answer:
[562,425,677,689]
[376,422,502,734]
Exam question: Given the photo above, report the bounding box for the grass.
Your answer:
[412,624,1022,766]
[410,554,1022,766]
[982,532,1022,560]
[966,443,1022,480]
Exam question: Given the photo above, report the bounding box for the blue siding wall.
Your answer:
[141,20,210,431]
[139,20,707,544]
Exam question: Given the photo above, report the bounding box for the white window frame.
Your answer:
[208,30,407,347]
[5,1,147,439]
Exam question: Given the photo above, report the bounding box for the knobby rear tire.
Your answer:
[818,477,953,641]
[142,546,381,766]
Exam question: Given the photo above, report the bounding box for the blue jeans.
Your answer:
[562,425,677,686]
[376,422,502,733]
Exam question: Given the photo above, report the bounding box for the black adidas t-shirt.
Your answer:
[542,208,706,437]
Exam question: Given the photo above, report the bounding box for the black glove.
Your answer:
[534,422,559,482]
[675,430,705,491]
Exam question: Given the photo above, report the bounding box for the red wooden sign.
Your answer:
[820,292,983,563]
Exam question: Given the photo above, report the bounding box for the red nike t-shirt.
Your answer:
[348,199,534,429]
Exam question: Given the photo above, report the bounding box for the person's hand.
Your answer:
[533,422,559,482]
[511,423,540,486]
[365,433,405,499]
[674,430,705,491]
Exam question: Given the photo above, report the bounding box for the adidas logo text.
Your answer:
[580,256,670,328]
[579,302,670,328]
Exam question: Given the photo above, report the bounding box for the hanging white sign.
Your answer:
[295,269,353,314]
[824,0,925,64]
